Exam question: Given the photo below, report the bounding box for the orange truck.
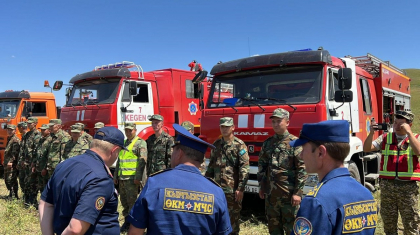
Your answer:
[0,90,58,176]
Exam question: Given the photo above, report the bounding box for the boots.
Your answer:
[7,190,13,199]
[13,188,19,199]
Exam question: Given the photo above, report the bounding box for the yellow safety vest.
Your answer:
[118,137,139,176]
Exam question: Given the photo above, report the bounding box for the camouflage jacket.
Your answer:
[4,134,20,166]
[257,131,307,197]
[62,137,90,161]
[114,137,147,181]
[146,131,174,176]
[33,135,50,172]
[205,136,250,193]
[45,129,71,170]
[17,129,40,168]
[82,132,93,144]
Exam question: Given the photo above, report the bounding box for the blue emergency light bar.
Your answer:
[295,48,313,51]
[94,61,136,71]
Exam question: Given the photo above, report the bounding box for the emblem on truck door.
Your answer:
[188,101,198,115]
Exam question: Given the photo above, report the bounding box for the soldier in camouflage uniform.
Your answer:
[364,110,420,234]
[17,118,40,205]
[75,122,93,144]
[257,108,307,235]
[181,120,207,175]
[33,124,50,193]
[205,117,250,234]
[62,124,89,160]
[3,124,20,199]
[94,122,105,133]
[146,114,174,176]
[114,122,147,232]
[44,119,71,176]
[16,122,27,194]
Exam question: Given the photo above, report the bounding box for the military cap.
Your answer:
[27,117,38,124]
[75,122,85,129]
[17,122,27,128]
[149,114,164,121]
[181,121,194,131]
[270,108,289,119]
[39,124,49,130]
[289,120,349,147]
[94,122,105,129]
[173,124,215,154]
[6,124,16,129]
[124,122,136,130]
[94,127,127,150]
[48,119,62,126]
[395,110,414,122]
[219,117,234,126]
[70,124,83,133]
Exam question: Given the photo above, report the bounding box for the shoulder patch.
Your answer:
[95,197,105,210]
[206,177,221,188]
[306,182,324,197]
[149,168,172,177]
[293,217,312,235]
[239,149,247,156]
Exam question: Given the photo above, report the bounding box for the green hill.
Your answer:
[404,69,420,132]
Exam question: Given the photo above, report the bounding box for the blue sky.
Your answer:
[2,1,419,107]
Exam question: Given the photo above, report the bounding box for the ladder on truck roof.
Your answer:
[345,53,406,77]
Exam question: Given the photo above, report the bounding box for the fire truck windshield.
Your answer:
[67,78,120,106]
[0,99,20,118]
[209,65,323,108]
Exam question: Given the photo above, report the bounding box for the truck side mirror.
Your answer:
[53,81,63,91]
[129,81,137,96]
[24,101,33,118]
[337,68,352,90]
[334,90,353,102]
[192,70,208,84]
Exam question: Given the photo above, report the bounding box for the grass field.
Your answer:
[0,69,419,234]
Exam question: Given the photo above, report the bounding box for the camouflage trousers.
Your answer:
[4,167,18,192]
[24,167,38,198]
[225,193,243,234]
[265,193,299,235]
[18,169,26,195]
[119,179,139,217]
[37,172,49,193]
[380,179,419,235]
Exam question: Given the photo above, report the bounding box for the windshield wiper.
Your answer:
[240,97,265,111]
[256,97,297,110]
[75,101,87,109]
[87,100,100,108]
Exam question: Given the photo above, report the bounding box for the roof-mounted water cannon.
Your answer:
[94,61,144,79]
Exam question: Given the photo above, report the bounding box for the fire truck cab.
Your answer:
[54,61,209,168]
[198,49,411,194]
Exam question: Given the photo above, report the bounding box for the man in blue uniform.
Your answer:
[127,124,232,235]
[39,127,126,235]
[289,120,377,235]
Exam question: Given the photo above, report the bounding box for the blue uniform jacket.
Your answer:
[291,168,377,235]
[41,150,119,235]
[128,164,232,235]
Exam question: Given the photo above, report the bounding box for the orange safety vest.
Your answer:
[379,133,420,181]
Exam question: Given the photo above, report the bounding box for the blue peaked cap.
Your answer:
[289,120,350,147]
[94,126,128,150]
[173,124,215,153]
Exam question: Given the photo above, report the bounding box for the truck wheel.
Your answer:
[348,161,361,183]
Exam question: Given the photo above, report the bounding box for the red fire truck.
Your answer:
[53,61,210,168]
[196,49,411,194]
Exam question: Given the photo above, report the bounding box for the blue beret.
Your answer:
[94,127,127,150]
[173,124,215,153]
[289,120,349,147]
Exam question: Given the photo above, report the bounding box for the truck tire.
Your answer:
[348,161,361,183]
